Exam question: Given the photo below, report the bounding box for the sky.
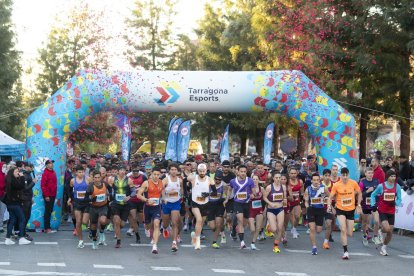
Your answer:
[12,0,208,88]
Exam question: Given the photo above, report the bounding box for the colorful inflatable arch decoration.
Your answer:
[26,70,358,230]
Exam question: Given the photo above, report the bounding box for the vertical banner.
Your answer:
[169,116,178,131]
[165,118,182,161]
[263,122,274,165]
[121,115,132,161]
[219,124,230,162]
[177,120,191,163]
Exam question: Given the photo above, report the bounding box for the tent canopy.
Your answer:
[0,130,25,156]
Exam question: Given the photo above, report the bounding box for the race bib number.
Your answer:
[384,193,395,201]
[252,200,262,209]
[272,193,283,201]
[237,192,247,200]
[96,194,106,203]
[311,197,322,205]
[148,198,160,206]
[115,194,126,202]
[168,191,179,198]
[76,191,85,199]
[365,198,371,205]
[196,196,206,202]
[341,197,352,207]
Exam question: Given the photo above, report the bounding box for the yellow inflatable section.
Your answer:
[136,140,203,155]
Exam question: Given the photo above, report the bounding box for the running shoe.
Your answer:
[5,238,15,245]
[77,240,85,249]
[373,236,382,246]
[183,224,188,232]
[145,228,151,238]
[293,232,299,239]
[115,242,121,249]
[152,245,158,254]
[105,223,114,232]
[135,232,141,244]
[163,228,169,239]
[24,234,33,242]
[18,237,31,245]
[240,241,247,249]
[273,245,281,253]
[200,234,206,240]
[221,235,227,244]
[171,242,178,252]
[378,229,384,243]
[311,247,318,255]
[72,229,77,236]
[329,234,334,242]
[195,237,201,250]
[126,228,134,237]
[322,242,330,249]
[92,241,98,250]
[265,225,274,237]
[258,232,265,241]
[362,236,369,246]
[306,228,310,235]
[211,242,220,249]
[342,251,349,260]
[379,246,388,256]
[98,233,107,246]
[251,244,259,250]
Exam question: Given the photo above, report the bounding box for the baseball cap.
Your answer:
[221,160,231,166]
[45,160,55,165]
[145,164,153,169]
[214,174,222,180]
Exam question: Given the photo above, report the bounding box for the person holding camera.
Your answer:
[4,167,31,245]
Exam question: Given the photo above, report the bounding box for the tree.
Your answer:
[0,0,23,137]
[166,34,200,70]
[125,0,176,70]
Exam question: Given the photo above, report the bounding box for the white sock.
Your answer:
[324,239,329,243]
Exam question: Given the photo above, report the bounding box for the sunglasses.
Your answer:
[361,162,366,164]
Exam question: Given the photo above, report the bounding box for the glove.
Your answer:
[201,192,210,198]
[371,206,377,212]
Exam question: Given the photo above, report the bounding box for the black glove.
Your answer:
[201,192,210,198]
[371,206,377,212]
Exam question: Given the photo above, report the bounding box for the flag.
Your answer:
[219,124,230,163]
[177,120,191,163]
[165,118,182,161]
[168,116,178,131]
[263,122,274,165]
[121,115,132,161]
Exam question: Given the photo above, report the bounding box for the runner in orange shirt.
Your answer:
[327,167,362,260]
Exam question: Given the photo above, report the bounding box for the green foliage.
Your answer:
[0,0,23,137]
[125,0,176,70]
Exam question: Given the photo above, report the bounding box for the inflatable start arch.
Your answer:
[26,70,358,230]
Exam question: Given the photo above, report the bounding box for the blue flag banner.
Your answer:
[121,115,132,161]
[263,122,274,165]
[220,124,230,163]
[168,117,178,131]
[165,118,182,161]
[177,120,191,163]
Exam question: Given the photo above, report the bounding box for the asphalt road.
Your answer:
[1,222,414,276]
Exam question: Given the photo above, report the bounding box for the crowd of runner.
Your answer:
[1,151,413,260]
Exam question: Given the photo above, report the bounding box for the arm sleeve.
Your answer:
[370,185,383,207]
[396,184,402,206]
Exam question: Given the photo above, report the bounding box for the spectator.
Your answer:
[41,160,57,233]
[0,161,6,233]
[153,152,168,169]
[398,155,410,182]
[359,158,367,179]
[382,157,395,173]
[22,162,36,240]
[4,167,31,245]
[371,158,385,184]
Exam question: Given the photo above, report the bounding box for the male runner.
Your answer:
[127,167,147,243]
[85,170,109,249]
[287,167,304,239]
[161,163,183,252]
[138,167,164,254]
[208,174,226,249]
[224,165,255,249]
[327,167,362,260]
[304,173,328,255]
[187,164,217,250]
[108,166,131,248]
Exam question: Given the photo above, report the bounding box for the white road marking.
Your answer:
[151,267,183,271]
[0,263,10,266]
[212,269,245,274]
[34,242,58,245]
[0,268,87,275]
[93,264,124,269]
[0,242,4,245]
[275,273,309,276]
[130,244,152,247]
[180,244,207,248]
[398,255,414,259]
[37,263,66,267]
[284,249,310,254]
[349,252,372,256]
